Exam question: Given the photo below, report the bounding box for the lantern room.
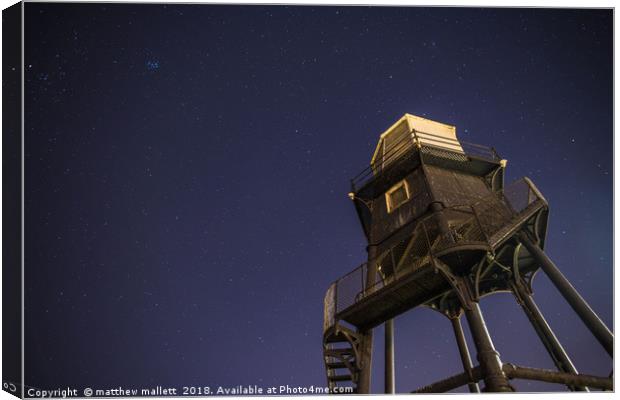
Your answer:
[351,114,507,251]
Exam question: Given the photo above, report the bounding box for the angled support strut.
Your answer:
[519,232,613,357]
[511,280,587,391]
[450,316,481,393]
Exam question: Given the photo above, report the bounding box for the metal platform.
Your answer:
[325,178,549,331]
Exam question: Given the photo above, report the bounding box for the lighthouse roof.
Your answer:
[370,114,463,166]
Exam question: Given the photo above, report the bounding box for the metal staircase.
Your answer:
[322,324,362,393]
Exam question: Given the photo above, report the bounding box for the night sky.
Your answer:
[21,4,612,394]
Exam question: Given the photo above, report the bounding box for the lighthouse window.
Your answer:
[386,180,410,213]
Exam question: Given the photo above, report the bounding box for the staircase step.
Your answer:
[325,333,349,343]
[326,348,354,355]
[328,375,352,382]
[326,362,348,369]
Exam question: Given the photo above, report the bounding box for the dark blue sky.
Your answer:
[22,4,612,393]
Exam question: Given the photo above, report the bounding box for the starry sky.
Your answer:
[21,4,612,394]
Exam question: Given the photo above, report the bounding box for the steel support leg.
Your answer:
[357,331,373,394]
[384,319,395,394]
[450,317,480,393]
[512,282,587,391]
[358,244,379,394]
[464,303,513,392]
[519,233,613,357]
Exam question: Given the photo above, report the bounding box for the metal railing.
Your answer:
[324,178,547,320]
[503,177,546,213]
[332,206,486,314]
[351,130,501,192]
[323,283,337,334]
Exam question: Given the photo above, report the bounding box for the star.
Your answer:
[146,60,160,71]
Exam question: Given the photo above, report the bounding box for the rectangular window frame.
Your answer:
[385,179,411,213]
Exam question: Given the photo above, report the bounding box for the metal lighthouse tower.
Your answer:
[321,114,613,393]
